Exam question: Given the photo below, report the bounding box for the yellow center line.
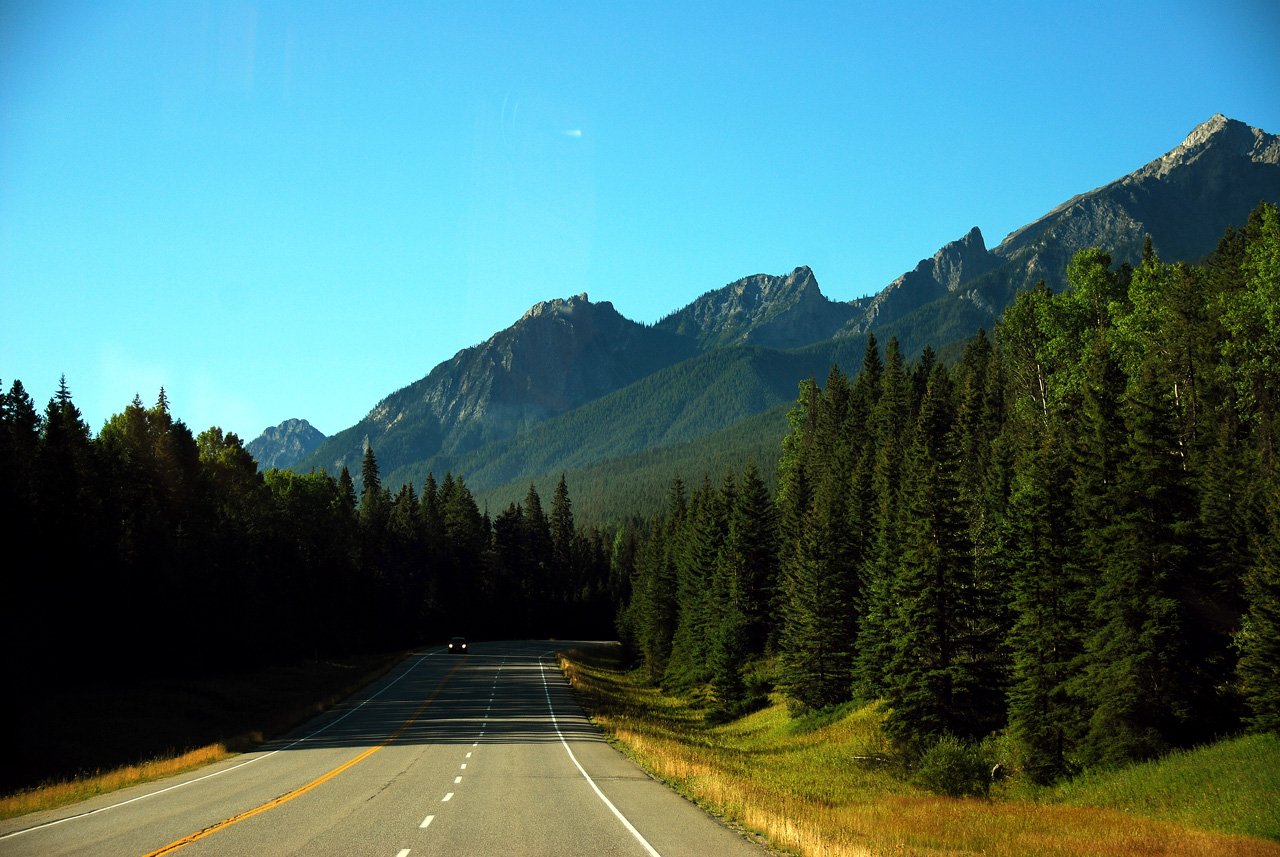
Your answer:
[140,656,468,857]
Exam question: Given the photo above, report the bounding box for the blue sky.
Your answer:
[3,1,1279,441]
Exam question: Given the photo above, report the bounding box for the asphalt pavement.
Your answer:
[0,640,768,857]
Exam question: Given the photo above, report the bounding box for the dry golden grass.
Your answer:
[1,651,408,820]
[559,646,1280,857]
[0,743,234,819]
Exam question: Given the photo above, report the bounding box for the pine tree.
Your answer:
[1238,474,1280,733]
[1078,356,1200,765]
[520,482,553,615]
[720,461,778,656]
[550,472,576,595]
[779,367,862,712]
[337,466,357,516]
[359,445,383,514]
[855,336,911,697]
[1005,430,1087,782]
[882,362,985,747]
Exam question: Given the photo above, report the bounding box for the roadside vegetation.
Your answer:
[0,652,405,819]
[561,645,1280,857]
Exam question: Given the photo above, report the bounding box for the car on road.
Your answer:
[448,636,467,654]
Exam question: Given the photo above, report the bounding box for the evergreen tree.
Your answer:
[634,476,685,682]
[882,362,986,746]
[359,445,384,519]
[720,461,778,656]
[337,466,357,516]
[1077,356,1201,765]
[550,473,576,599]
[855,336,911,697]
[1238,474,1280,733]
[1004,430,1087,782]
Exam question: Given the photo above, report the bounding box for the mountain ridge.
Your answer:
[275,115,1278,508]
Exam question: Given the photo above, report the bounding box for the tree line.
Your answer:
[0,384,619,688]
[617,201,1280,778]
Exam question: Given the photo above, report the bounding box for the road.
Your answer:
[0,640,766,857]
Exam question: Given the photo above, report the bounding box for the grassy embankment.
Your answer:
[559,645,1280,857]
[0,651,408,820]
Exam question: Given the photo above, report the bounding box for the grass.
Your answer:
[0,651,408,820]
[1048,733,1280,842]
[559,644,1280,857]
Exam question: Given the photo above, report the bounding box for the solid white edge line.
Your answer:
[0,650,443,841]
[539,657,662,857]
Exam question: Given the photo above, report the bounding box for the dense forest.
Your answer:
[0,385,620,689]
[617,201,1280,779]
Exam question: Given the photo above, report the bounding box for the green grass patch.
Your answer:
[560,644,1280,857]
[1046,733,1280,841]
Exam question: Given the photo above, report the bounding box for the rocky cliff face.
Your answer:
[991,115,1280,290]
[247,418,326,472]
[843,227,999,334]
[656,266,859,350]
[297,294,697,479]
[844,115,1280,338]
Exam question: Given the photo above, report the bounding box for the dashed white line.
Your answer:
[465,752,472,758]
[396,849,411,857]
[419,814,435,829]
[442,793,454,802]
[454,776,462,783]
[460,763,467,769]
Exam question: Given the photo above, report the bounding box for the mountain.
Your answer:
[655,266,859,350]
[295,294,697,480]
[842,226,1001,335]
[291,114,1278,516]
[842,114,1280,342]
[247,418,326,471]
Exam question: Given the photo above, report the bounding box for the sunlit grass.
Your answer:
[1046,733,1280,841]
[560,645,1280,857]
[0,743,235,820]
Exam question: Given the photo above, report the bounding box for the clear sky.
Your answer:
[3,1,1279,441]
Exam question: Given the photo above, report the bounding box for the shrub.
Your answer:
[915,733,992,797]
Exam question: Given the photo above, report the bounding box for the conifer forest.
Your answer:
[616,202,1280,777]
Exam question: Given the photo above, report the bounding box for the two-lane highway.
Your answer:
[0,641,765,857]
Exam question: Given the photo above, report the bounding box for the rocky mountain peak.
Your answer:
[520,292,599,322]
[655,265,857,350]
[844,226,998,333]
[1141,114,1280,180]
[247,418,327,472]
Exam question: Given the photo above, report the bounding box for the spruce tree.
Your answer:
[855,336,910,697]
[882,362,984,747]
[337,466,357,516]
[550,473,576,595]
[1238,474,1280,733]
[721,461,778,656]
[1005,430,1086,782]
[1078,356,1200,765]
